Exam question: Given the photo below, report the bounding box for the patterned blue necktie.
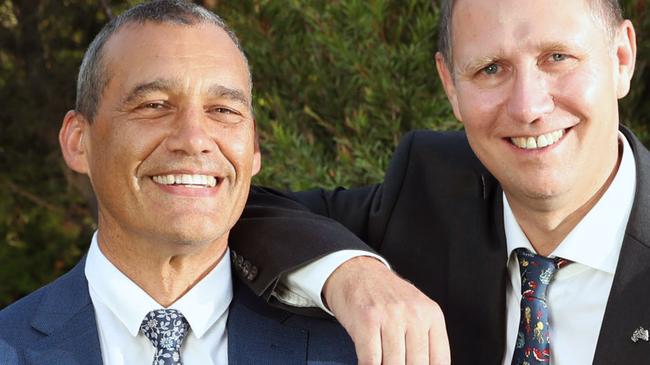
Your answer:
[140,309,190,365]
[511,248,571,365]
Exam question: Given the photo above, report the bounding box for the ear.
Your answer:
[435,52,463,122]
[251,120,262,176]
[614,19,637,99]
[59,110,90,174]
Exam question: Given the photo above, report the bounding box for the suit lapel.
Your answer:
[447,168,508,365]
[227,280,308,365]
[593,128,650,364]
[24,258,102,365]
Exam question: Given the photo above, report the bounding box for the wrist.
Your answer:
[323,256,390,310]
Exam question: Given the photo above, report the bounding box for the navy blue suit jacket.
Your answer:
[0,257,356,364]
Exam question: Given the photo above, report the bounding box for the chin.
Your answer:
[520,181,569,201]
[157,221,228,247]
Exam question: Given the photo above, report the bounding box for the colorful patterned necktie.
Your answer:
[511,248,571,365]
[140,309,190,365]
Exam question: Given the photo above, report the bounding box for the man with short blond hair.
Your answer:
[234,0,648,363]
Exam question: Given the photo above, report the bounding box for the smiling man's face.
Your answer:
[64,22,260,250]
[436,0,635,212]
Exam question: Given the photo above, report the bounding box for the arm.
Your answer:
[230,131,451,365]
[232,125,415,279]
[231,147,403,299]
[230,185,379,300]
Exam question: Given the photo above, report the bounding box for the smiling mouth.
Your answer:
[509,129,566,150]
[152,174,219,188]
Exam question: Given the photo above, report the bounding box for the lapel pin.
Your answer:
[631,327,649,343]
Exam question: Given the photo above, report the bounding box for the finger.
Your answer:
[352,323,382,365]
[405,328,429,365]
[429,320,451,365]
[382,323,406,365]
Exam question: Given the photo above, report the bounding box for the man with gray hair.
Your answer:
[0,1,359,363]
[234,0,649,363]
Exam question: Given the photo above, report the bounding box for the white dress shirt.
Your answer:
[85,233,232,365]
[502,133,636,365]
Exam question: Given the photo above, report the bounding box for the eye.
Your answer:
[206,105,245,124]
[208,106,243,117]
[212,107,236,114]
[482,63,499,75]
[469,61,508,88]
[141,101,168,110]
[551,53,568,62]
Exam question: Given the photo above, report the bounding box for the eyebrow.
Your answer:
[458,56,500,76]
[121,78,251,108]
[121,79,180,106]
[536,41,574,54]
[207,84,250,107]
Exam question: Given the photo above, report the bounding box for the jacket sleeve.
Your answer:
[228,132,420,299]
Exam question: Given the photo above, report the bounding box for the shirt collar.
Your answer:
[84,231,233,338]
[504,132,636,274]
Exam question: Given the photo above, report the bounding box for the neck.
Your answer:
[509,186,608,256]
[97,228,228,307]
[508,143,623,257]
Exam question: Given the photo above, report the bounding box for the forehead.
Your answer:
[101,22,250,98]
[450,0,606,60]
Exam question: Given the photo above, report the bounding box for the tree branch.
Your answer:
[100,0,113,20]
[0,177,64,214]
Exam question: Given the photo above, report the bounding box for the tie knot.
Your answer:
[140,309,189,365]
[515,248,570,301]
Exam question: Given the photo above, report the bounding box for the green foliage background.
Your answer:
[1,0,649,308]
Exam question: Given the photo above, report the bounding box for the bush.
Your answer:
[1,0,649,307]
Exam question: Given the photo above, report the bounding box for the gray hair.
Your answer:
[75,0,251,121]
[437,0,624,73]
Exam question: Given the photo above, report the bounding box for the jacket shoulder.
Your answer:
[0,336,20,364]
[0,281,50,362]
[0,260,89,352]
[384,130,494,197]
[0,281,49,333]
[399,130,486,171]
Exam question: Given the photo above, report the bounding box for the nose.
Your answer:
[164,109,214,155]
[506,67,554,124]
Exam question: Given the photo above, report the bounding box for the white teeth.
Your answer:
[510,129,565,150]
[152,174,217,187]
[511,137,526,148]
[526,137,537,149]
[537,134,549,148]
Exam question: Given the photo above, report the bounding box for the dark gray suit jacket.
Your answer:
[0,256,357,364]
[232,126,650,364]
